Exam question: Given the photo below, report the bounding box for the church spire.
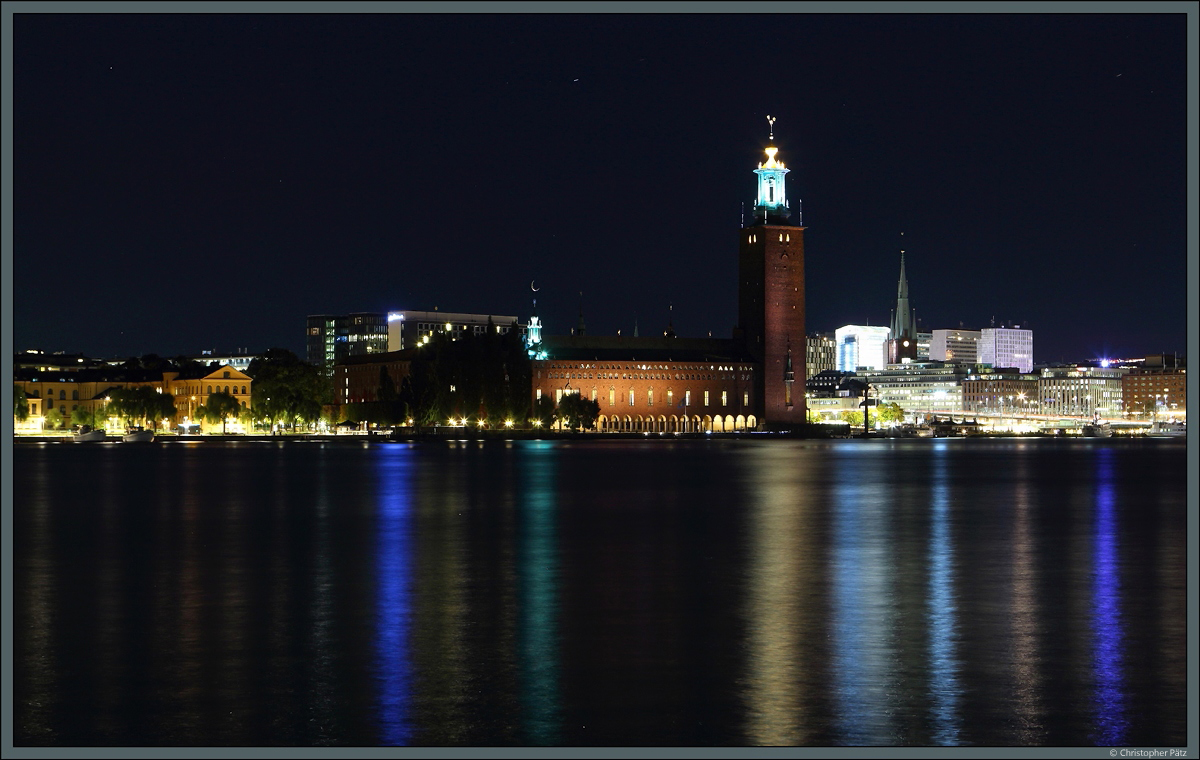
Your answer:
[890,247,915,341]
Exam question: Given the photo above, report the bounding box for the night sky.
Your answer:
[13,12,1188,363]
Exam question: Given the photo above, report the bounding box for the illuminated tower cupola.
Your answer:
[753,116,795,225]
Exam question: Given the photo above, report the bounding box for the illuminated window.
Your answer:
[536,389,542,401]
[591,388,597,402]
[556,389,563,403]
[609,388,615,406]
[685,390,691,406]
[722,391,728,407]
[704,391,709,406]
[629,389,635,406]
[667,390,673,406]
[648,389,654,406]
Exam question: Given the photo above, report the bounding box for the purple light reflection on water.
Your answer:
[1090,447,1128,746]
[374,446,415,745]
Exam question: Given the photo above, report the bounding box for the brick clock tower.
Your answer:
[738,117,807,427]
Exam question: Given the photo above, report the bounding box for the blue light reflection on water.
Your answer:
[926,441,961,745]
[829,445,895,745]
[517,441,562,745]
[374,446,415,745]
[1091,447,1127,746]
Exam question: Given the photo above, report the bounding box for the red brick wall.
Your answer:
[739,225,806,425]
[532,359,759,431]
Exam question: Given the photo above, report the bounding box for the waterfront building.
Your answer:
[960,369,1040,414]
[805,394,869,422]
[835,325,890,371]
[929,328,981,364]
[387,310,526,352]
[1122,355,1186,420]
[15,363,252,432]
[533,335,758,432]
[307,313,389,376]
[333,350,414,407]
[855,361,971,418]
[1038,365,1127,418]
[806,333,837,380]
[979,325,1034,373]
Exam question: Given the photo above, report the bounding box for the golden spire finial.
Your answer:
[767,115,776,141]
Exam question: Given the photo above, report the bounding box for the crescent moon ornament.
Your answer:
[531,280,540,292]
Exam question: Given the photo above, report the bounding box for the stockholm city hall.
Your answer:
[530,118,807,432]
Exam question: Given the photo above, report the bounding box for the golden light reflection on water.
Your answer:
[742,444,815,745]
[1010,462,1045,743]
[409,460,471,744]
[21,455,57,742]
[93,455,124,739]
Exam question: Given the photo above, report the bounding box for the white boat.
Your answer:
[72,425,107,442]
[122,428,155,443]
[1149,420,1186,438]
[1081,417,1113,438]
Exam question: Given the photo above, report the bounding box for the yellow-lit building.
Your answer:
[163,366,254,433]
[15,364,253,433]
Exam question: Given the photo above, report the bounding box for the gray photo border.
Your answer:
[2,2,1196,759]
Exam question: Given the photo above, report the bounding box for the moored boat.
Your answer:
[72,425,107,442]
[1081,419,1113,438]
[122,427,155,443]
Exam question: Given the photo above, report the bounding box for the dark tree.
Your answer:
[557,393,601,431]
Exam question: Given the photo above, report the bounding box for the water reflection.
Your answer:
[1009,452,1045,743]
[742,445,814,745]
[374,446,415,745]
[926,442,961,744]
[829,445,898,745]
[1091,448,1127,745]
[516,441,562,745]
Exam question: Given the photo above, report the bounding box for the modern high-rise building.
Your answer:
[386,310,525,351]
[307,312,389,375]
[806,333,837,380]
[835,325,890,371]
[915,331,932,361]
[979,325,1034,373]
[929,328,982,364]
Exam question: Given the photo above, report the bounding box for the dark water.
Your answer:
[12,438,1188,747]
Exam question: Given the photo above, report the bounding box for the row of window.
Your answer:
[545,363,748,372]
[175,385,248,395]
[538,388,749,408]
